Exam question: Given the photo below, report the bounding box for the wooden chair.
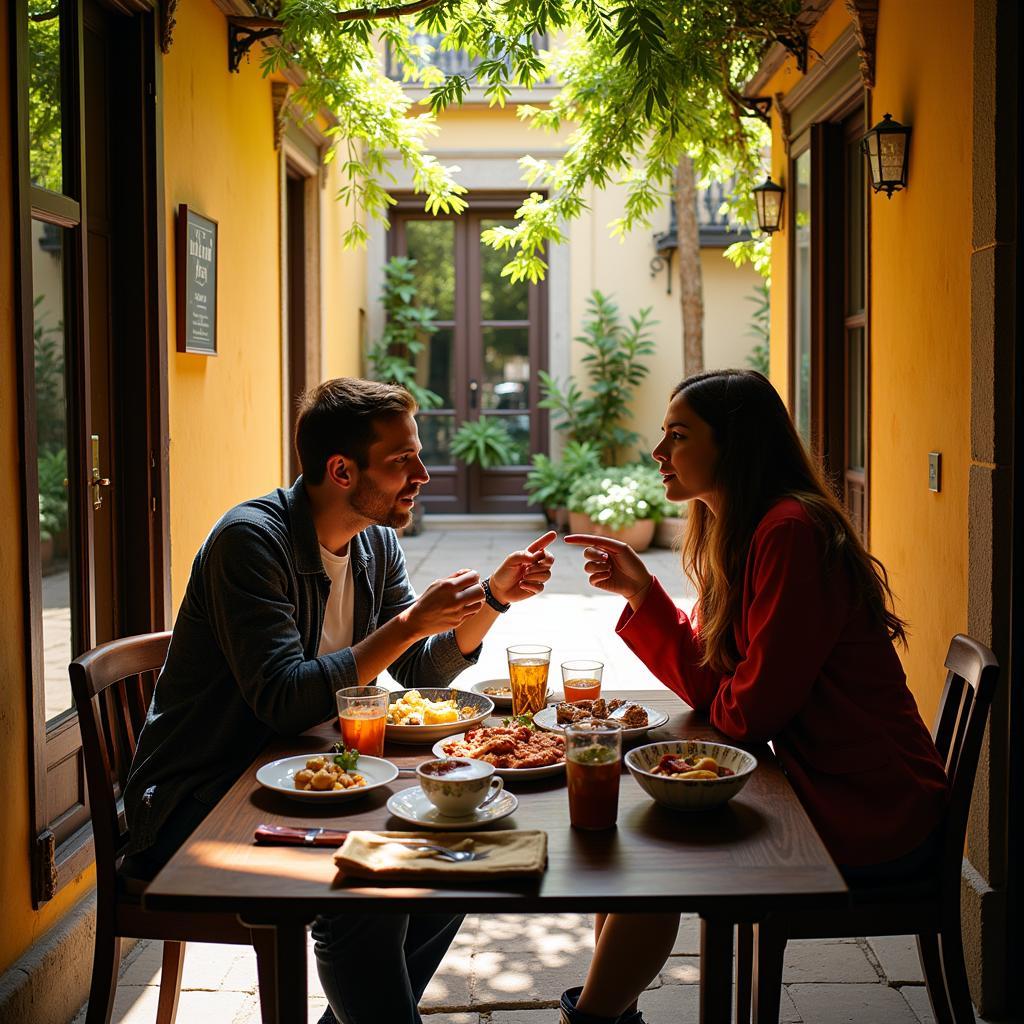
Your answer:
[70,632,277,1024]
[735,633,999,1024]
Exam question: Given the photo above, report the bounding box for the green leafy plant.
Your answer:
[539,292,657,466]
[450,418,521,469]
[37,446,67,539]
[525,440,602,509]
[745,280,770,376]
[567,464,669,532]
[365,256,443,410]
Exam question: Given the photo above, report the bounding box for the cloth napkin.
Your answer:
[333,830,548,879]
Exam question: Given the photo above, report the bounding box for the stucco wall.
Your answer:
[763,0,972,723]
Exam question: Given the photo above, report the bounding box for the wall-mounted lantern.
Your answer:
[861,113,911,198]
[752,176,785,234]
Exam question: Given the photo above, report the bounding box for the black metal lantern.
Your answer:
[752,176,785,234]
[861,113,911,198]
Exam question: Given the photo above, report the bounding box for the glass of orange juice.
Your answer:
[506,644,551,718]
[561,660,604,703]
[336,685,388,757]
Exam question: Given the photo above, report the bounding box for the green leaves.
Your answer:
[450,418,522,468]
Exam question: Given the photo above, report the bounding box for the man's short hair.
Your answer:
[295,378,417,484]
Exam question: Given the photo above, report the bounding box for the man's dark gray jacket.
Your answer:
[124,477,478,854]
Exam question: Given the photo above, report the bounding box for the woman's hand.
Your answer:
[563,534,653,609]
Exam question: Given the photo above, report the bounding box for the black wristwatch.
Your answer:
[482,577,511,613]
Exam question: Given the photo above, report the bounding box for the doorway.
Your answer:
[391,200,548,513]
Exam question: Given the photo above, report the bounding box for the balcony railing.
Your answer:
[385,33,549,86]
[653,179,752,253]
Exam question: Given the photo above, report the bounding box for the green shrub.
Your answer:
[450,418,521,469]
[524,440,602,508]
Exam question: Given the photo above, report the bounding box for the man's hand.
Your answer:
[488,531,557,605]
[563,533,653,608]
[404,569,486,638]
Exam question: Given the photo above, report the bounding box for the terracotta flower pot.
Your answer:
[567,512,656,553]
[654,515,687,549]
[545,507,569,532]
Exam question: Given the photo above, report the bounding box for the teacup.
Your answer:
[416,758,504,817]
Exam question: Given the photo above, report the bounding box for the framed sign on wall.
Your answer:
[176,204,218,354]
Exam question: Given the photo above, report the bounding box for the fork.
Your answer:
[385,841,490,863]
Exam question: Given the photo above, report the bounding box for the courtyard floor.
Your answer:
[73,525,979,1024]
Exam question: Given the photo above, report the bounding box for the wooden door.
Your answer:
[13,0,166,903]
[392,201,547,513]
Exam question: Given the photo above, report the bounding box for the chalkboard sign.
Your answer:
[176,204,218,354]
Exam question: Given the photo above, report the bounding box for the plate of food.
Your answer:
[625,740,757,810]
[469,678,555,711]
[385,688,494,744]
[432,724,566,779]
[255,751,399,803]
[533,697,669,741]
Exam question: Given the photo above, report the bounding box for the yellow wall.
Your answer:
[0,12,96,974]
[764,0,972,721]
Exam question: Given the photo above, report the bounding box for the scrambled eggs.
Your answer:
[386,689,475,726]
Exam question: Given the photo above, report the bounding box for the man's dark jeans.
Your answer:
[123,797,463,1024]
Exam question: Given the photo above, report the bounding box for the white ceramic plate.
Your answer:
[386,785,518,830]
[532,702,670,741]
[385,687,495,745]
[255,754,399,803]
[625,740,757,811]
[431,731,566,780]
[468,678,554,711]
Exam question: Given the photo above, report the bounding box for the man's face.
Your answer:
[349,413,430,529]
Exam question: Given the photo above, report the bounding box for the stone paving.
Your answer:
[72,527,982,1024]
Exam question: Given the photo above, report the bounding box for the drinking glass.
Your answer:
[561,659,604,703]
[336,685,388,757]
[565,718,623,830]
[506,644,551,718]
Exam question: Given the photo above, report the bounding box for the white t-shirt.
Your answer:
[317,544,355,656]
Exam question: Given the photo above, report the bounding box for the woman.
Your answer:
[559,369,948,1024]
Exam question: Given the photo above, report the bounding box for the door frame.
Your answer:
[9,0,169,905]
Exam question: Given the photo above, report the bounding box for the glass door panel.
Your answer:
[28,0,65,193]
[480,220,528,321]
[31,220,77,723]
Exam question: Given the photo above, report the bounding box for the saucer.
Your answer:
[386,785,518,830]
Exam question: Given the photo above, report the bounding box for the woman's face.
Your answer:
[652,393,720,508]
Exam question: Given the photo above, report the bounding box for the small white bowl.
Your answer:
[625,740,757,811]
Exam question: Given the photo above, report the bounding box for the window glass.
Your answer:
[405,220,455,320]
[480,220,528,321]
[847,328,865,472]
[32,220,75,722]
[793,149,812,445]
[481,327,529,410]
[483,412,529,465]
[417,414,455,465]
[414,326,454,407]
[846,134,865,316]
[28,0,64,193]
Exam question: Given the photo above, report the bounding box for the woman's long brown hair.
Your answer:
[675,369,907,674]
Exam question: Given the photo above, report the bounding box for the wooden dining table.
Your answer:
[143,691,847,1023]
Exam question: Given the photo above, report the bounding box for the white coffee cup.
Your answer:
[416,758,504,817]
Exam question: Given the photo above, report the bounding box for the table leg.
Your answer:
[244,920,308,1024]
[700,916,734,1024]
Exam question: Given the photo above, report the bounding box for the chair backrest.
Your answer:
[931,633,1000,888]
[69,632,171,895]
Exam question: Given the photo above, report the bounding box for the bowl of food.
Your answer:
[470,678,554,711]
[385,687,494,744]
[625,740,757,811]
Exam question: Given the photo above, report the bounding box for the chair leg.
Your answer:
[155,941,186,1024]
[85,931,122,1024]
[938,923,977,1024]
[252,927,278,1024]
[752,920,786,1024]
[916,933,954,1024]
[735,923,753,1024]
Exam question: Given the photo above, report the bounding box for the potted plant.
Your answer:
[450,418,522,469]
[525,441,602,530]
[654,501,689,549]
[566,464,666,552]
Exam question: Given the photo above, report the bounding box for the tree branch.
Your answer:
[230,0,444,31]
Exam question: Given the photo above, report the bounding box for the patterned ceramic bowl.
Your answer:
[625,740,757,811]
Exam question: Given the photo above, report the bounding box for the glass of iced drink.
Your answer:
[561,659,604,703]
[565,718,623,830]
[336,685,388,757]
[506,644,552,718]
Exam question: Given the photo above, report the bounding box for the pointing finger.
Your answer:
[563,533,627,551]
[527,530,558,553]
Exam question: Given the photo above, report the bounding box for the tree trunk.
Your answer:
[675,155,704,377]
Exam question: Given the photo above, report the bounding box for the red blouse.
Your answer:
[616,498,948,867]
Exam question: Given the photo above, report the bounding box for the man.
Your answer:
[123,377,555,1024]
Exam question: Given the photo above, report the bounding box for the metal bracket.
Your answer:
[739,95,773,125]
[649,251,673,296]
[228,22,278,74]
[776,31,808,74]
